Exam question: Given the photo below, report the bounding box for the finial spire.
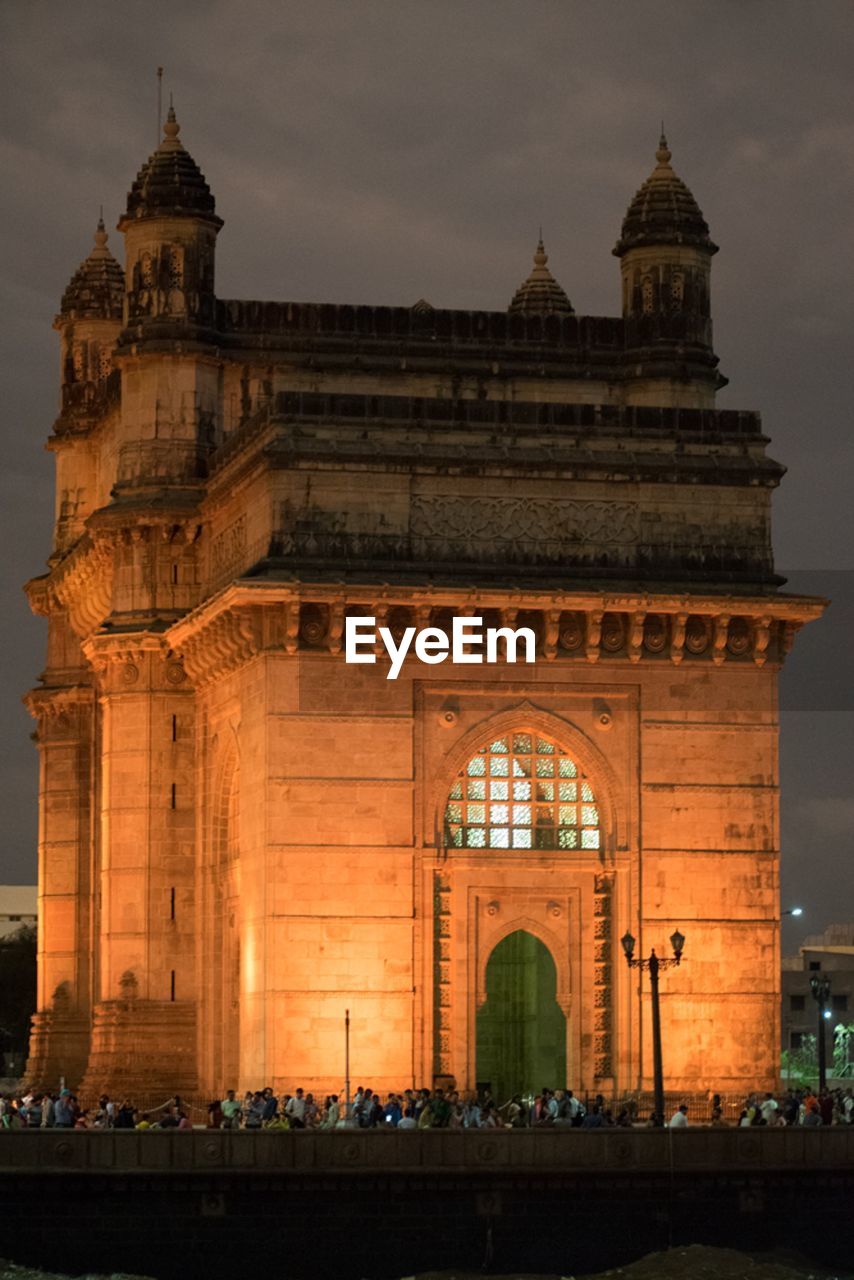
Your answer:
[656,125,672,167]
[92,208,109,255]
[161,97,181,148]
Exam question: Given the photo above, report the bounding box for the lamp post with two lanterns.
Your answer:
[621,928,686,1126]
[809,972,832,1092]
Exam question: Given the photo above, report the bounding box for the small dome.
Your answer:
[508,237,574,315]
[614,133,717,256]
[122,105,221,226]
[59,217,124,319]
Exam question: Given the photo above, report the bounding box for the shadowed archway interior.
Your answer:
[476,929,566,1104]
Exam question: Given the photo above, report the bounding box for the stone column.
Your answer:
[80,637,197,1096]
[23,684,95,1091]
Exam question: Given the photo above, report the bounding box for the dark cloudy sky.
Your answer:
[1,1,852,952]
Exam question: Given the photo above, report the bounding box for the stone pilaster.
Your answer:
[79,635,197,1097]
[22,684,94,1091]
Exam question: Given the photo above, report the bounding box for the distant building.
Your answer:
[0,886,37,939]
[782,924,854,1051]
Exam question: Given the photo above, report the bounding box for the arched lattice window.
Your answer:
[444,730,600,852]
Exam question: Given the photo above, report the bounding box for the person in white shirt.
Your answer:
[669,1104,689,1128]
[759,1093,779,1125]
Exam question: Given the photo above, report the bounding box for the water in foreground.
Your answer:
[1,1245,851,1280]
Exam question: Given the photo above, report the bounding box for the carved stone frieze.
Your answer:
[271,494,649,572]
[209,514,247,583]
[410,495,641,566]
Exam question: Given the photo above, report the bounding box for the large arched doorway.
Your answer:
[438,727,601,1094]
[476,930,566,1103]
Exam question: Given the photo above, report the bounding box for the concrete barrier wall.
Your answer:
[2,1126,854,1175]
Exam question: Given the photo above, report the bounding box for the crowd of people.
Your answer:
[0,1089,191,1130]
[1,1083,853,1131]
[716,1086,853,1129]
[211,1085,595,1129]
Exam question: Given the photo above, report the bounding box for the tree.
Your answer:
[0,924,37,1065]
[781,1033,817,1087]
[833,1023,854,1078]
[781,1025,854,1086]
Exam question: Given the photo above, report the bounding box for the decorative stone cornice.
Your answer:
[32,512,204,642]
[166,581,826,688]
[175,606,263,687]
[24,574,52,618]
[82,632,190,695]
[29,534,114,636]
[24,685,95,720]
[24,684,95,742]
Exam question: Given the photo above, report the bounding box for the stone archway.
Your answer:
[476,929,567,1104]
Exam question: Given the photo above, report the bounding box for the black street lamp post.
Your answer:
[810,972,832,1092]
[621,928,686,1125]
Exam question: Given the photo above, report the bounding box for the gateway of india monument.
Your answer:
[24,108,822,1103]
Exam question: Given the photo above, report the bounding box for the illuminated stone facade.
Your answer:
[24,116,823,1100]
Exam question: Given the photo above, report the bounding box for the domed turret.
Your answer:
[509,237,574,315]
[614,133,723,406]
[59,217,124,321]
[121,105,221,226]
[614,132,717,257]
[118,104,222,333]
[54,216,124,405]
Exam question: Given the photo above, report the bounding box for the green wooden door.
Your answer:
[476,930,566,1104]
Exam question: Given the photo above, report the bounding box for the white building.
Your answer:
[0,885,37,939]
